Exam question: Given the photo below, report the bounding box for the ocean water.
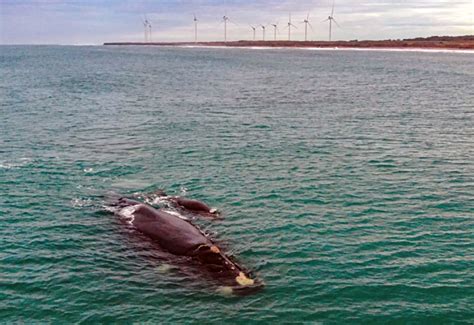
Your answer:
[1,45,473,323]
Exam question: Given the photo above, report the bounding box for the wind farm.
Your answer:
[106,3,474,50]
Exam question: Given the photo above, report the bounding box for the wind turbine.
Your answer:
[250,25,257,41]
[222,14,230,42]
[270,23,278,41]
[148,20,152,42]
[302,13,313,41]
[144,15,152,42]
[193,14,198,42]
[141,18,149,42]
[285,13,297,41]
[261,25,266,41]
[323,1,340,41]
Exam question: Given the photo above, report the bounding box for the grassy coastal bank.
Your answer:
[104,35,474,50]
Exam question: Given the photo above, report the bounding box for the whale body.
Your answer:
[173,197,217,215]
[125,202,212,255]
[113,197,259,291]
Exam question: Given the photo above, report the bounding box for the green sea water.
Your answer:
[1,45,473,323]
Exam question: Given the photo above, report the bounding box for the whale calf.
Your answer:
[112,197,260,292]
[171,197,218,215]
[143,190,219,217]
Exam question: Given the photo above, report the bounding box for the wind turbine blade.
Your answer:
[331,1,335,16]
[322,18,329,22]
[308,22,314,31]
[333,19,341,28]
[291,23,298,28]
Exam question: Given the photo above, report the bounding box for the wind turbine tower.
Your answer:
[271,23,278,41]
[261,25,266,41]
[323,1,339,41]
[193,14,198,42]
[222,15,229,42]
[148,21,152,42]
[142,19,149,42]
[143,16,152,42]
[302,14,312,41]
[250,26,257,40]
[286,13,297,40]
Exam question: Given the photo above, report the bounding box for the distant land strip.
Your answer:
[104,35,474,50]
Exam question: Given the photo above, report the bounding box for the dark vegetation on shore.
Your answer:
[104,35,474,49]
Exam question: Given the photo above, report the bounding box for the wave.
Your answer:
[0,158,33,169]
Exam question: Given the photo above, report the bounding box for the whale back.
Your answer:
[175,197,211,212]
[130,204,211,255]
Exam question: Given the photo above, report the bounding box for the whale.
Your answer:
[171,197,218,215]
[112,197,260,292]
[144,190,219,217]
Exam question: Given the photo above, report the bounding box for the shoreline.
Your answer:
[104,36,474,51]
[112,44,474,54]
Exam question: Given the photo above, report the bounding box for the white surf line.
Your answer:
[175,44,474,54]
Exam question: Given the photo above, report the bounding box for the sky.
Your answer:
[0,0,473,44]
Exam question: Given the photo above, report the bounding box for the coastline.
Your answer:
[104,36,474,51]
[127,44,474,54]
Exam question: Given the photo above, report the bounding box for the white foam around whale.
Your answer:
[162,209,189,220]
[148,196,171,205]
[118,205,138,225]
[216,286,234,296]
[70,197,92,208]
[156,264,173,273]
